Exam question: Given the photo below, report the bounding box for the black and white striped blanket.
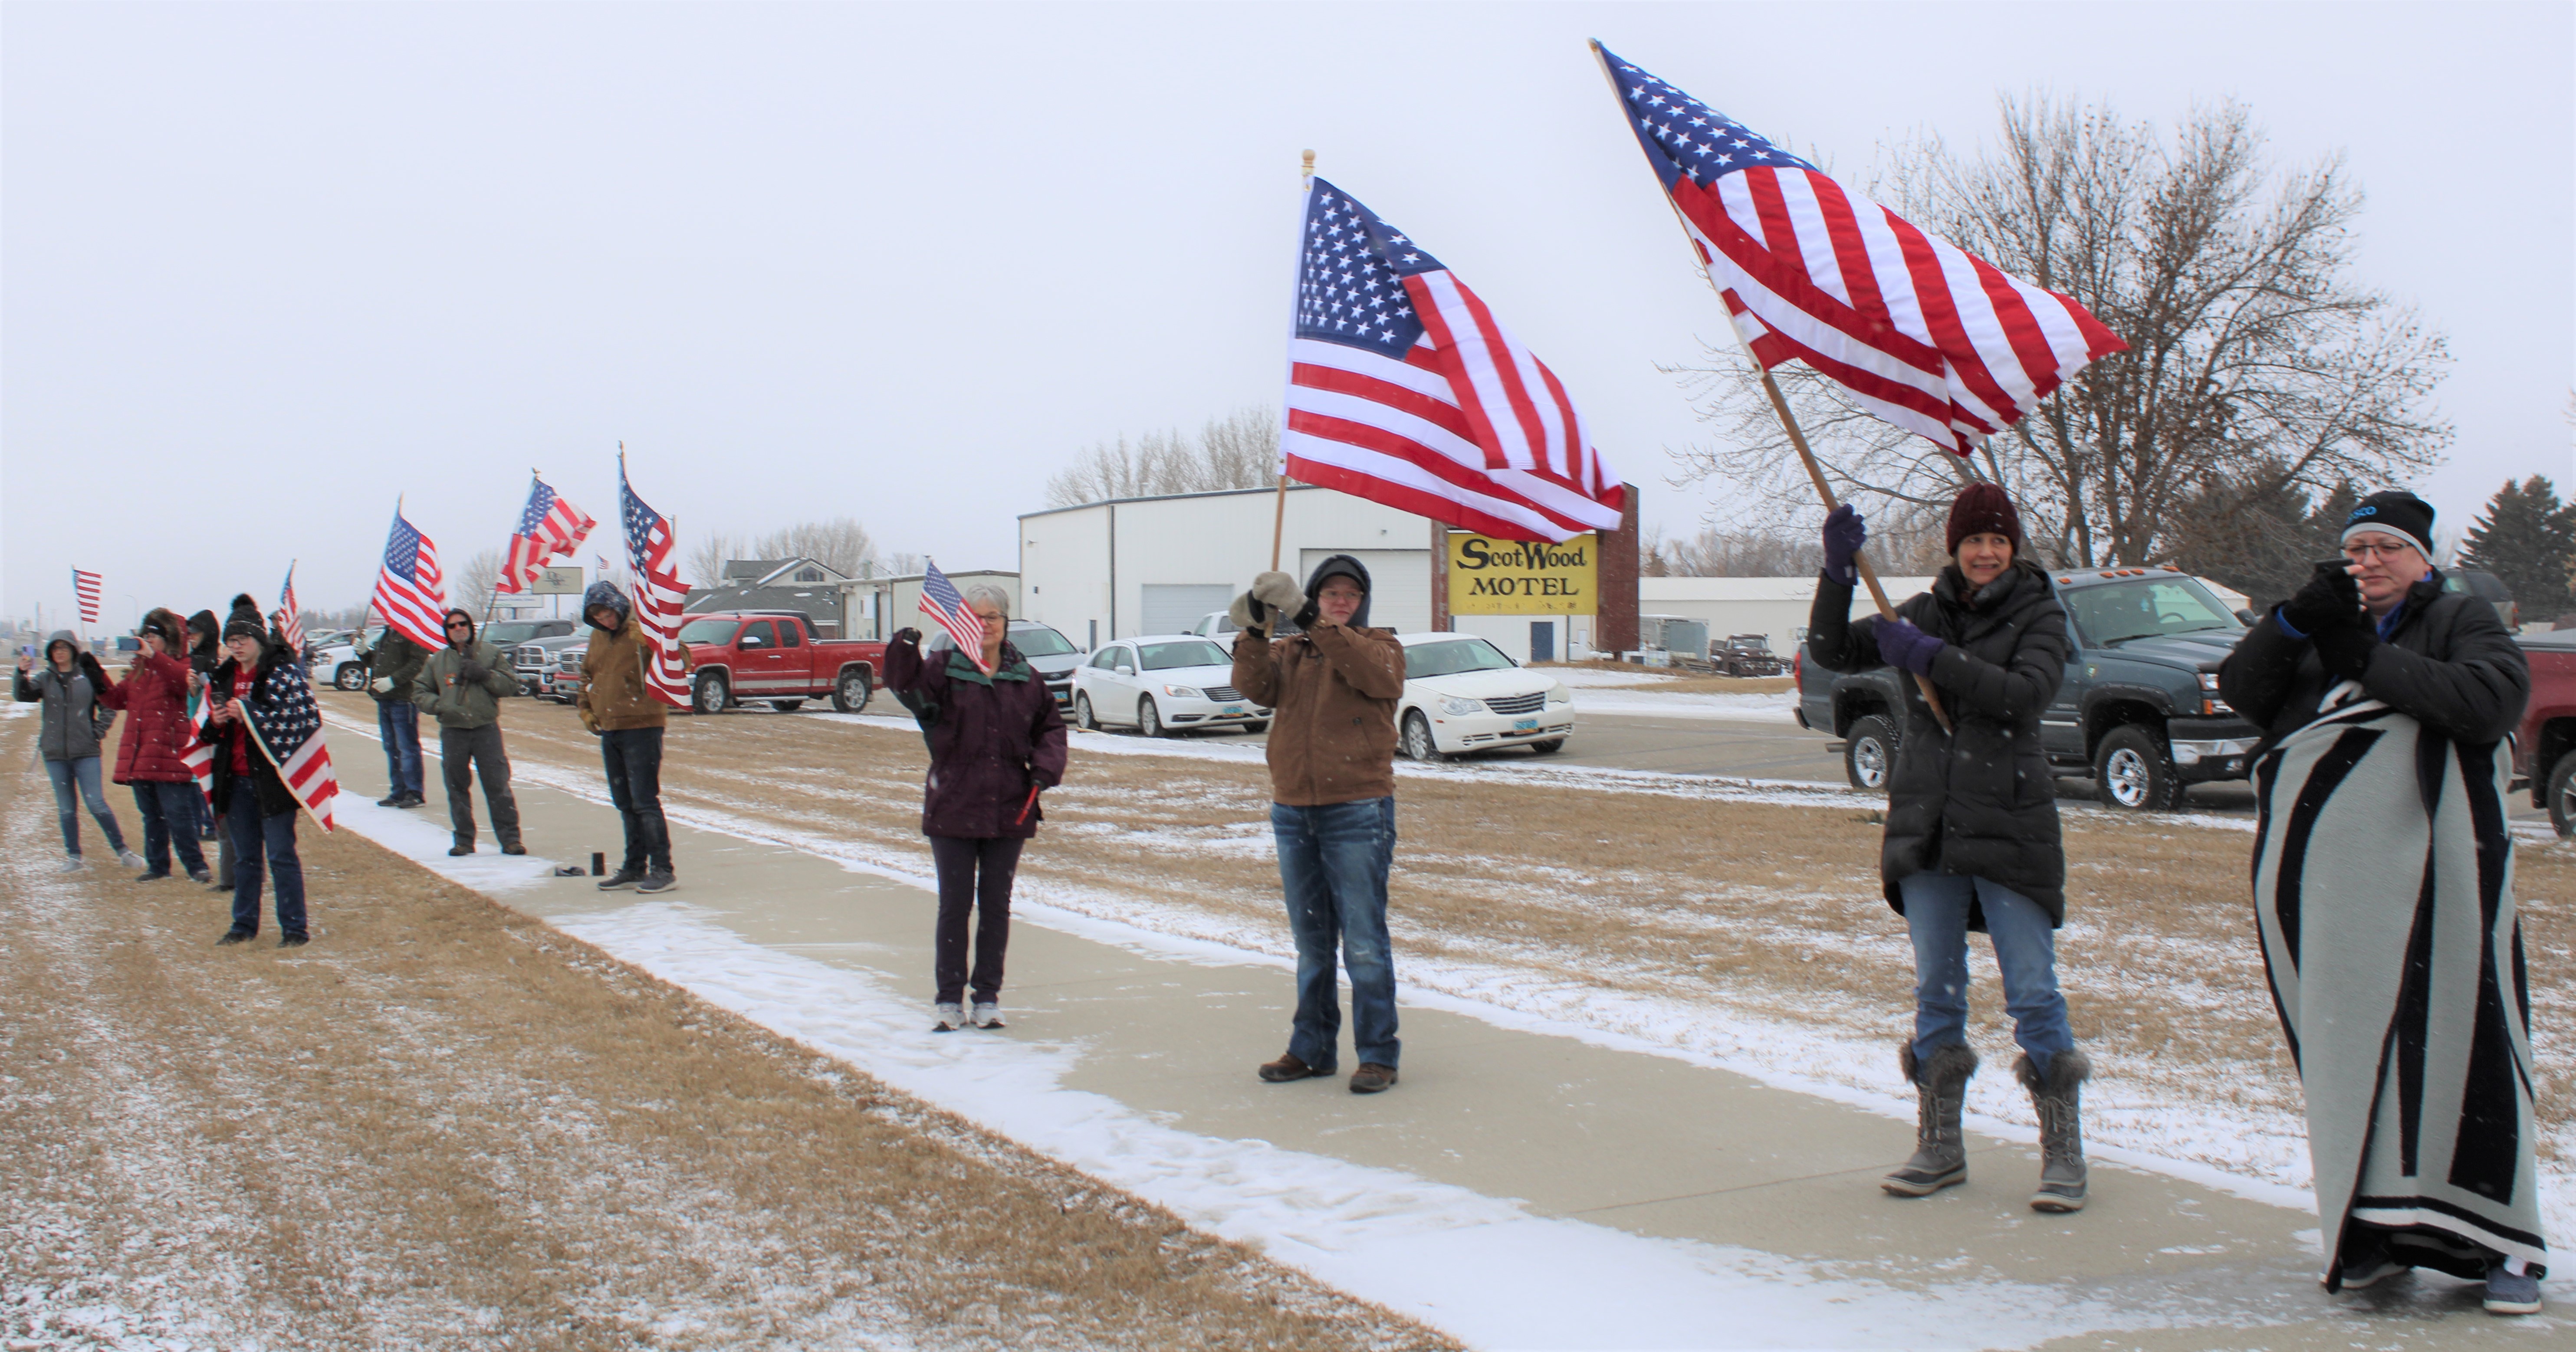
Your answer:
[2252,691,2546,1284]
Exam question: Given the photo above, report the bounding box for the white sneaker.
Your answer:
[972,1002,1004,1029]
[933,1002,965,1032]
[116,850,148,870]
[57,856,85,873]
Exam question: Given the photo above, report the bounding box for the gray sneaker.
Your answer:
[597,866,645,891]
[57,856,84,873]
[117,849,147,870]
[2485,1263,2543,1315]
[933,1002,966,1032]
[636,870,676,895]
[972,1002,1004,1029]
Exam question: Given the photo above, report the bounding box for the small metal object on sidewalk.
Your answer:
[591,852,605,876]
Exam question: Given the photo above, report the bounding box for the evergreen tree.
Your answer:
[2458,476,2576,619]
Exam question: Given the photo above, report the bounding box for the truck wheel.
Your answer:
[1402,710,1443,762]
[1528,738,1565,755]
[693,672,729,716]
[831,668,871,714]
[1138,698,1165,738]
[1074,692,1099,731]
[1843,714,1897,793]
[2094,725,2178,811]
[771,699,804,712]
[2548,755,2575,838]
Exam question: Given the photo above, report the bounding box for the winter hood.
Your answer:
[581,580,633,630]
[1295,553,1375,630]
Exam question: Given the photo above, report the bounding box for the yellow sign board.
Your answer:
[1447,533,1598,615]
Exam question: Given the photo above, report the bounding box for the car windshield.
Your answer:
[1138,640,1229,670]
[676,618,741,645]
[1404,638,1516,679]
[1010,625,1078,657]
[2067,578,2242,646]
[487,622,559,645]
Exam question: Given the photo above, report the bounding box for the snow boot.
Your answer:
[2017,1047,2091,1213]
[1883,1042,1977,1197]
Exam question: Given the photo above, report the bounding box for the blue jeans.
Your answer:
[1900,872,2072,1073]
[45,757,126,857]
[1272,797,1400,1070]
[131,780,209,877]
[227,789,306,939]
[378,700,423,797]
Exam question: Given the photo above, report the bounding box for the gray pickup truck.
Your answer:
[1795,564,2263,811]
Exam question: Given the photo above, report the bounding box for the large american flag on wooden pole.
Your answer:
[1591,43,2126,455]
[371,508,447,650]
[496,475,598,595]
[618,453,692,708]
[1283,177,1626,544]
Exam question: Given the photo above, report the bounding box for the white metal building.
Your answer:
[1019,486,1439,649]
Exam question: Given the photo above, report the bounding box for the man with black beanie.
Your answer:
[411,607,524,856]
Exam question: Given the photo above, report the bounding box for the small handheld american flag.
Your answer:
[274,562,306,654]
[919,560,991,675]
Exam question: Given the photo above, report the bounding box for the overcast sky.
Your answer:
[6,1,2568,627]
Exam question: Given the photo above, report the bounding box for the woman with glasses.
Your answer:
[2219,490,2543,1313]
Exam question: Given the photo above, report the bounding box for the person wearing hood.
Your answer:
[576,581,691,894]
[412,606,523,856]
[1805,484,2091,1213]
[352,620,429,809]
[883,584,1068,1032]
[1227,555,1409,1094]
[108,607,214,884]
[205,597,310,946]
[16,631,145,873]
[184,609,227,857]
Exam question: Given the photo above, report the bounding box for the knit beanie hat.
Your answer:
[221,593,267,641]
[1946,482,2026,556]
[2341,489,2435,561]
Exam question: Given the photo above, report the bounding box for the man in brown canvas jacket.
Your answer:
[1228,555,1409,1093]
[576,581,692,894]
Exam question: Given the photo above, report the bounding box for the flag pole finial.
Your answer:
[1300,149,1314,181]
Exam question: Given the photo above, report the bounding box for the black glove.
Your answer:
[458,659,490,683]
[891,627,922,647]
[1821,503,1867,586]
[2279,560,2363,637]
[2313,623,2377,683]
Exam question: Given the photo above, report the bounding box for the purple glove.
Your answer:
[1821,504,1866,585]
[1874,617,1945,675]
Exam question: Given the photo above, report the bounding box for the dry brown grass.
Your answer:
[447,690,2573,1172]
[0,711,1454,1351]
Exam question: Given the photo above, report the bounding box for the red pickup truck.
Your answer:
[676,610,885,716]
[2517,630,2576,835]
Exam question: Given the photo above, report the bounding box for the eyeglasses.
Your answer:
[2342,541,2418,561]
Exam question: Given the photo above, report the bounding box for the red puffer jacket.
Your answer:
[105,650,200,784]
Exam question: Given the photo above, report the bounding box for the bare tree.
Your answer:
[686,534,739,589]
[1044,405,1279,508]
[458,548,504,615]
[686,517,880,586]
[1667,97,2449,569]
[883,551,923,577]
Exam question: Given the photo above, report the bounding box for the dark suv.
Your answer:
[1795,565,2260,811]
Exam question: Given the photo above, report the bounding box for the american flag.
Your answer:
[239,655,337,831]
[72,569,102,626]
[1284,180,1624,543]
[371,509,448,650]
[274,562,306,654]
[183,680,216,807]
[1593,44,2126,454]
[919,560,991,675]
[496,476,597,595]
[618,455,692,707]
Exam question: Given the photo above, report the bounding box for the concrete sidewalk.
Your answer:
[326,719,2562,1350]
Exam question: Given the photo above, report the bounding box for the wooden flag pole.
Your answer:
[1270,148,1317,573]
[1583,40,1949,732]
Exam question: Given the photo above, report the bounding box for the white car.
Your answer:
[1395,633,1575,760]
[1072,634,1270,737]
[314,628,382,691]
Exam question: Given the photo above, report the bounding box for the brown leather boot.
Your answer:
[1258,1052,1333,1083]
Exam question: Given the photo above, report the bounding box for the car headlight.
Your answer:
[1162,684,1201,699]
[1439,696,1482,716]
[1548,684,1573,704]
[2197,672,2222,692]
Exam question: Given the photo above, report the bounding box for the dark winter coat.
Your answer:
[15,632,116,762]
[207,643,301,818]
[105,648,202,785]
[883,639,1068,840]
[359,629,430,706]
[1807,560,2073,926]
[2218,569,2529,750]
[1229,554,1407,808]
[577,581,687,732]
[413,618,519,729]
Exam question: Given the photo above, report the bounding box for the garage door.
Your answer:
[1300,549,1431,633]
[1140,584,1233,637]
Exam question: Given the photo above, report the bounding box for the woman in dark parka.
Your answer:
[882,584,1068,1033]
[1805,483,2090,1212]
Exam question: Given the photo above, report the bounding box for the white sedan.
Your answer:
[1072,635,1271,737]
[1395,633,1575,760]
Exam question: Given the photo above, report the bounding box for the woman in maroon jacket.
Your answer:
[882,585,1068,1033]
[106,607,211,883]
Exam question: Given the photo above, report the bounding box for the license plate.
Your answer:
[1512,717,1538,731]
[1222,705,1243,715]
